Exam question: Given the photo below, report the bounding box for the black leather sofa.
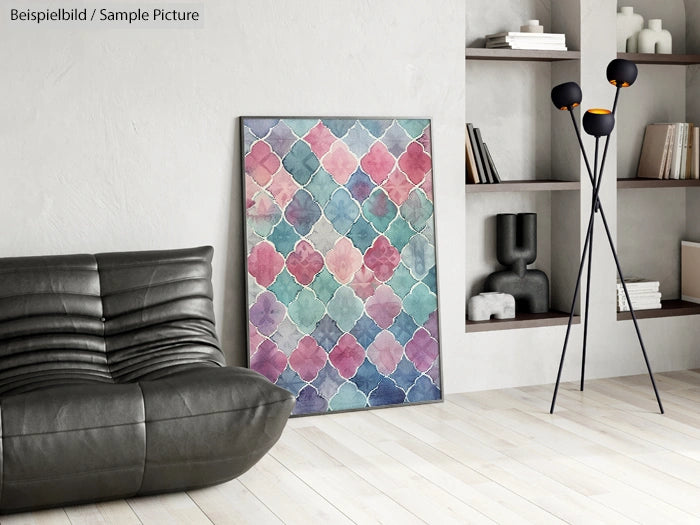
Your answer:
[0,246,294,513]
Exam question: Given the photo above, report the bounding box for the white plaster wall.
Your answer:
[0,0,466,373]
[2,0,698,397]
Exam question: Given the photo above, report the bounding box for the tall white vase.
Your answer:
[638,19,672,54]
[616,6,643,53]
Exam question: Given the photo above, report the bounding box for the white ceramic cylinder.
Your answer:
[520,19,544,33]
[638,19,672,54]
[616,6,643,53]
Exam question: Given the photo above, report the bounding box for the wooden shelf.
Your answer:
[466,310,580,333]
[466,180,580,193]
[618,52,700,65]
[466,48,581,62]
[617,178,700,189]
[617,300,700,321]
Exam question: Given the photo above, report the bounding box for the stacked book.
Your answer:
[485,31,567,51]
[637,122,699,180]
[465,123,501,184]
[617,278,662,312]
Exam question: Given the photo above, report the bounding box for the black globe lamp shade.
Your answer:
[551,82,583,110]
[606,58,638,87]
[583,109,615,137]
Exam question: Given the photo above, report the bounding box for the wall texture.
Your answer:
[2,1,699,396]
[0,1,467,378]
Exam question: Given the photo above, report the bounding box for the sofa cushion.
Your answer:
[0,254,109,396]
[137,366,295,494]
[0,383,145,512]
[97,246,225,382]
[0,246,295,513]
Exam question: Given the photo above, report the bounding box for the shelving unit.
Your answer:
[466,180,580,193]
[464,1,582,332]
[615,1,700,322]
[458,0,700,392]
[618,52,700,65]
[617,178,700,189]
[617,300,700,321]
[466,310,580,333]
[463,41,583,198]
[465,48,580,62]
[464,1,700,333]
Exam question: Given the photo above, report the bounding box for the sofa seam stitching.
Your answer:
[140,398,291,424]
[136,381,147,495]
[2,397,289,440]
[100,276,211,298]
[2,420,145,439]
[95,259,206,270]
[7,464,144,484]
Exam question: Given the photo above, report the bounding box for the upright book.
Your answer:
[686,124,695,179]
[660,122,693,179]
[466,123,487,183]
[474,128,494,183]
[482,143,502,183]
[672,122,686,179]
[465,124,479,184]
[693,126,700,179]
[637,123,673,179]
[662,124,676,179]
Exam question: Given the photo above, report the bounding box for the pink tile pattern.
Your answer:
[326,238,363,284]
[243,118,440,415]
[361,142,395,184]
[322,141,359,185]
[289,336,328,382]
[247,242,284,288]
[245,141,280,187]
[287,240,324,286]
[329,333,366,379]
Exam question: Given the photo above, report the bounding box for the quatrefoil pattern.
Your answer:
[243,118,440,415]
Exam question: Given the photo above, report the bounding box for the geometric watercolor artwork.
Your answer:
[241,117,441,415]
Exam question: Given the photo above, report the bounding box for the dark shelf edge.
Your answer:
[466,311,580,333]
[618,52,700,65]
[617,178,700,189]
[466,180,580,192]
[617,300,700,321]
[466,48,581,62]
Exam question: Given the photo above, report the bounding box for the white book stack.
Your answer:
[617,278,662,312]
[485,31,567,51]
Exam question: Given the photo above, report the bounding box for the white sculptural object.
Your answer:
[467,292,515,321]
[520,19,544,33]
[638,19,672,54]
[616,6,644,53]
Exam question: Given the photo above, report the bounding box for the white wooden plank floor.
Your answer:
[4,370,700,524]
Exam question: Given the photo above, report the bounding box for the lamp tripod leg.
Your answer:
[597,208,664,414]
[581,217,594,391]
[550,209,596,414]
[580,139,602,393]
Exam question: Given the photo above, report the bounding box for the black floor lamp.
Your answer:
[549,59,664,414]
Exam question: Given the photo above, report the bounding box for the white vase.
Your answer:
[638,19,672,54]
[616,6,644,53]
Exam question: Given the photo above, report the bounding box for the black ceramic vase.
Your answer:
[484,213,549,313]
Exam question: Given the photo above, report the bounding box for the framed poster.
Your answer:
[242,117,441,415]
